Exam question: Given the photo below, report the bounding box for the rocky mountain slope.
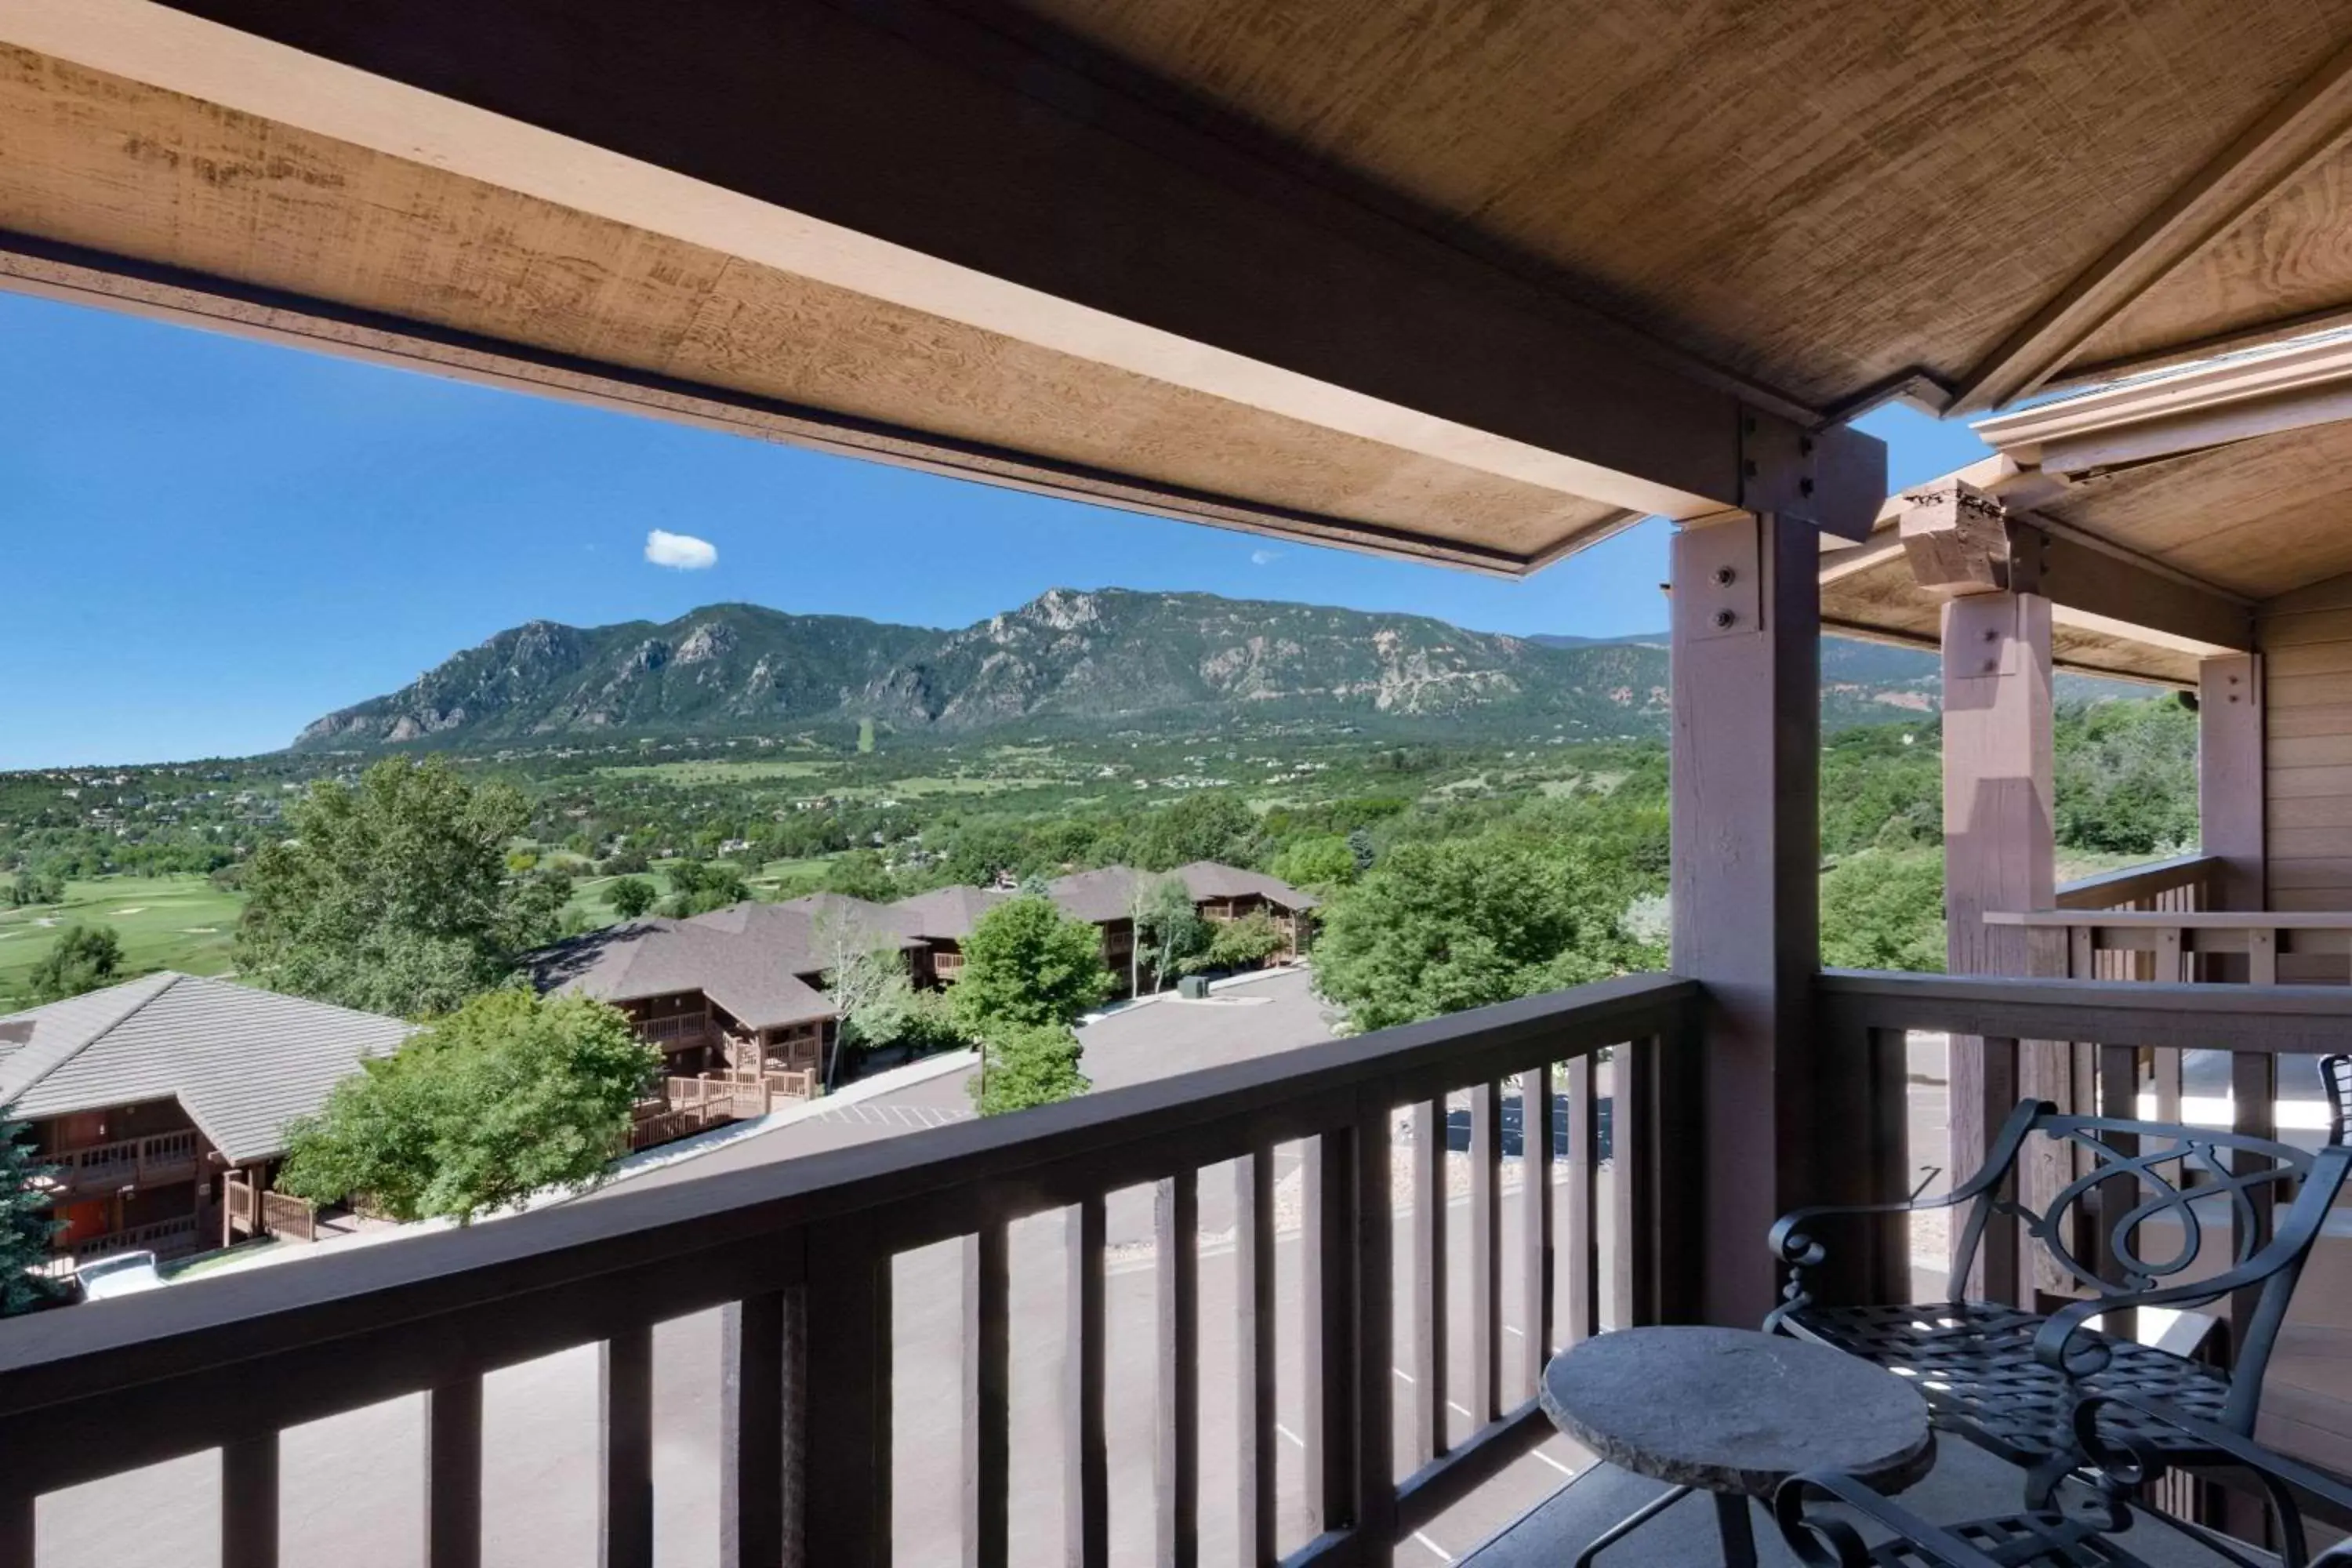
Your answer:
[293,589,2115,751]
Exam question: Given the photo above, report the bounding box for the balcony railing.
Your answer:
[38,1131,201,1197]
[1818,968,2347,1327]
[0,971,1698,1568]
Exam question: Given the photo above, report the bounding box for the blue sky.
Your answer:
[0,289,1993,768]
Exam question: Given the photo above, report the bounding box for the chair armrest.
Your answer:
[1773,1471,2005,1568]
[2073,1392,2352,1527]
[1771,1098,2046,1272]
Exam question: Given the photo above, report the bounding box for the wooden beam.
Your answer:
[0,0,1856,534]
[1952,34,2352,414]
[2199,655,2267,911]
[1893,483,2252,653]
[1899,483,2015,597]
[1669,512,1823,1326]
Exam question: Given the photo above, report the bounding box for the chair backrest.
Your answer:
[2325,1054,2350,1147]
[1951,1102,2350,1422]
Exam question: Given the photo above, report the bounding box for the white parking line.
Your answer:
[1275,1422,1305,1450]
[1532,1448,1577,1479]
[1411,1530,1456,1562]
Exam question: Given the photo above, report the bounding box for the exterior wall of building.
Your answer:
[32,1099,212,1260]
[2262,579,2352,981]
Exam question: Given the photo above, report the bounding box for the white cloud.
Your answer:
[644,529,717,570]
[1250,548,1282,565]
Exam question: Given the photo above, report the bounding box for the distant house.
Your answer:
[528,892,926,1090]
[888,862,1316,998]
[0,973,414,1265]
[884,884,1014,984]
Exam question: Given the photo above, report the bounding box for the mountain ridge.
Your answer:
[292,589,2127,751]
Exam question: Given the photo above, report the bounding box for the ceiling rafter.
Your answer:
[1951,34,2352,415]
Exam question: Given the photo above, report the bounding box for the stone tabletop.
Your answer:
[1540,1327,1935,1500]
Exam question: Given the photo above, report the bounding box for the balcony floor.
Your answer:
[1461,1438,2273,1566]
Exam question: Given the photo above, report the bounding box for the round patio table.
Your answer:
[1540,1326,1936,1568]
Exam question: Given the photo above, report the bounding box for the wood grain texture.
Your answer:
[2205,655,2266,909]
[0,42,1635,570]
[1011,0,2347,405]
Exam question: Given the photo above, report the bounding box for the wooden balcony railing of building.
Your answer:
[0,971,1700,1568]
[1987,907,2352,985]
[63,1215,204,1265]
[39,1131,201,1197]
[1819,970,2349,1338]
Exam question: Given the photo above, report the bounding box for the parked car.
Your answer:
[75,1250,165,1301]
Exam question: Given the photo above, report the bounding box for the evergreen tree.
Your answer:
[0,1103,61,1316]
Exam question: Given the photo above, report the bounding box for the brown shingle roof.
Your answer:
[528,919,837,1029]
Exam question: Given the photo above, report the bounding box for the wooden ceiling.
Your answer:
[7,0,2352,569]
[1014,0,2352,408]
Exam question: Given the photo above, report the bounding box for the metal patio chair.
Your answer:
[2325,1054,2350,1146]
[1773,1391,2352,1567]
[1766,1095,2352,1506]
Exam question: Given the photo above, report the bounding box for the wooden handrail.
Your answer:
[2053,853,2220,912]
[1817,969,2352,1051]
[1988,909,2352,929]
[0,971,1700,1566]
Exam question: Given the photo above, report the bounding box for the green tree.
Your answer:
[277,992,658,1223]
[1820,850,1947,972]
[1135,792,1258,870]
[234,757,558,1018]
[1132,873,1207,993]
[821,849,900,904]
[1269,835,1358,891]
[0,1103,61,1316]
[606,876,658,920]
[1308,834,1652,1033]
[2055,698,2197,855]
[1196,909,1287,973]
[27,923,124,1004]
[816,917,915,1070]
[951,895,1112,1035]
[968,1022,1089,1116]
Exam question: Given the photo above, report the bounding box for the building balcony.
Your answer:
[0,968,2340,1566]
[38,1131,201,1199]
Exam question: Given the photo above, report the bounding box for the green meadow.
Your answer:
[0,875,245,1011]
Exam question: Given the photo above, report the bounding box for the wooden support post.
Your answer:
[1940,591,2056,1300]
[1670,511,1828,1327]
[2200,655,2265,912]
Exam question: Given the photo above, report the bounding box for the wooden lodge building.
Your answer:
[527,892,924,1096]
[0,973,412,1267]
[887,862,1316,998]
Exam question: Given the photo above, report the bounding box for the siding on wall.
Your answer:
[2259,578,2352,975]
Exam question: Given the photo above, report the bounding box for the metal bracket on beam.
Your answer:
[1678,514,1762,643]
[1740,410,1885,543]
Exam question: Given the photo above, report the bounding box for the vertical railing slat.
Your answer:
[1234,1152,1277,1568]
[1565,1057,1597,1344]
[2230,1050,2279,1350]
[802,1239,893,1568]
[601,1323,655,1568]
[1352,1104,1397,1554]
[221,1431,279,1568]
[1065,1197,1109,1568]
[1518,1064,1554,1399]
[1409,1099,1446,1468]
[723,1296,784,1568]
[426,1375,484,1568]
[1301,1127,1356,1537]
[1155,1175,1199,1568]
[1469,1080,1501,1422]
[964,1225,1011,1568]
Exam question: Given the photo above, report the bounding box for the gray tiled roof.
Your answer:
[528,918,838,1029]
[0,974,415,1164]
[887,884,1012,942]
